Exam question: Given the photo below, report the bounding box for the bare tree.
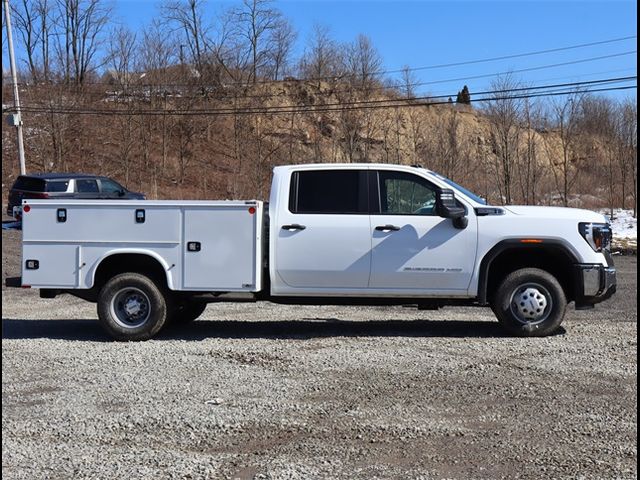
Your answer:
[161,0,210,78]
[138,20,178,176]
[516,98,542,204]
[106,25,137,89]
[543,92,583,207]
[484,75,525,204]
[617,98,637,216]
[267,17,296,80]
[230,0,281,83]
[10,0,56,82]
[400,65,417,99]
[11,0,41,81]
[54,0,112,85]
[344,34,382,94]
[299,24,343,86]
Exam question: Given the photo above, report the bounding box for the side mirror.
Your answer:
[117,189,126,197]
[435,188,468,229]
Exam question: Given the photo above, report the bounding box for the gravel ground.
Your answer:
[2,227,637,479]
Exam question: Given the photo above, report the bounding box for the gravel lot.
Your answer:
[2,227,637,479]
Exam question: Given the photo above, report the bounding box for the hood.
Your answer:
[126,191,146,200]
[503,205,607,223]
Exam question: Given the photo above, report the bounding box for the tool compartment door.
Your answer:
[182,205,260,291]
[22,244,80,287]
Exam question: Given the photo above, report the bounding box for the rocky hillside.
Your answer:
[2,79,636,212]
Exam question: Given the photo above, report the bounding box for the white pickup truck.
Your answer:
[7,163,616,340]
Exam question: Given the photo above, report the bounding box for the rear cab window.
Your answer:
[289,170,368,214]
[12,177,46,192]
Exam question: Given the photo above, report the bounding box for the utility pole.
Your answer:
[3,0,27,175]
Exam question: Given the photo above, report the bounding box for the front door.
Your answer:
[368,170,477,293]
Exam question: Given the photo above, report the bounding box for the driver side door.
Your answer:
[368,170,477,293]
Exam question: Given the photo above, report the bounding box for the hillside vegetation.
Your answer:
[2,0,637,214]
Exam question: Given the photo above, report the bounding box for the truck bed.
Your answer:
[21,200,264,292]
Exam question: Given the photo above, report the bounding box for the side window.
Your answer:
[101,179,124,194]
[76,179,99,193]
[378,171,437,215]
[290,170,368,214]
[45,180,70,192]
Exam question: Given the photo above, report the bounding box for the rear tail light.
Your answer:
[579,223,612,252]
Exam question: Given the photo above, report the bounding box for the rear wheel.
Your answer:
[97,273,168,341]
[492,268,567,337]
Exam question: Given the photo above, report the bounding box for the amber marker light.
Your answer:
[520,239,543,243]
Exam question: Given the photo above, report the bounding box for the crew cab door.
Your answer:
[273,169,371,290]
[368,170,477,293]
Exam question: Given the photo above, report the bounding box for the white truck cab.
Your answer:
[7,163,616,340]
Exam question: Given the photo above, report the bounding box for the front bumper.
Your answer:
[573,264,617,308]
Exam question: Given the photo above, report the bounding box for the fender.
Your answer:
[88,249,176,290]
[477,239,580,305]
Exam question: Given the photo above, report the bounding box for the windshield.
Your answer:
[430,171,487,205]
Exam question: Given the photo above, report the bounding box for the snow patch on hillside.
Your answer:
[601,209,637,251]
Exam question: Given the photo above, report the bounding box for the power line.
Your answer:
[13,51,638,103]
[12,34,635,91]
[9,81,636,117]
[413,51,637,87]
[381,35,637,75]
[423,67,638,99]
[11,81,636,115]
[163,34,640,85]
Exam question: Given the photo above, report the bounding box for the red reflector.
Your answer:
[248,207,256,215]
[23,205,31,213]
[21,285,31,289]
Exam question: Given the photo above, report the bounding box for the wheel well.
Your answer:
[94,254,169,293]
[484,247,576,304]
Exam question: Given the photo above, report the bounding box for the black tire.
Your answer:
[97,273,168,341]
[491,268,567,337]
[168,300,207,324]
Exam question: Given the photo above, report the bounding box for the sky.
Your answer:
[3,0,638,100]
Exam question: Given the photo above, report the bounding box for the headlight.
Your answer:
[579,222,612,252]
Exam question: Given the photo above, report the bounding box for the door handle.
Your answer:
[375,224,400,231]
[282,224,306,231]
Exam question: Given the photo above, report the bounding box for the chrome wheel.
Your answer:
[509,283,553,325]
[110,287,151,328]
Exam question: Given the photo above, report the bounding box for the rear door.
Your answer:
[368,170,477,292]
[74,178,100,199]
[274,169,371,289]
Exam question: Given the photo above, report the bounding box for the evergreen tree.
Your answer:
[458,85,471,105]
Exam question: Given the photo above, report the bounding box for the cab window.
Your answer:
[101,179,124,194]
[76,179,99,193]
[376,171,437,215]
[45,180,70,192]
[289,170,368,214]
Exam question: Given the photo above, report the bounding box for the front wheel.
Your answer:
[97,273,168,341]
[492,268,567,337]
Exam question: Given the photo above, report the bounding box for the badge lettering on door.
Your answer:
[404,267,462,272]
